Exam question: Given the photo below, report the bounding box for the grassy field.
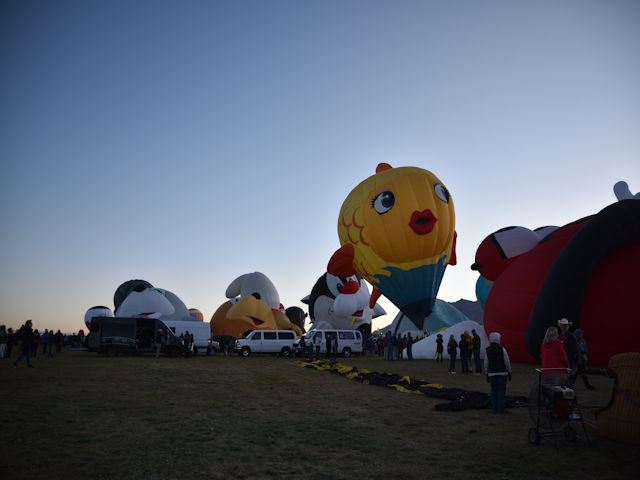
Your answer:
[1,348,638,480]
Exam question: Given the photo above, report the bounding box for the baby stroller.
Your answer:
[527,368,589,449]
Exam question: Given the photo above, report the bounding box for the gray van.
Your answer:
[235,330,297,357]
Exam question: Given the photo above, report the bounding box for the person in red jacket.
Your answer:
[540,326,569,384]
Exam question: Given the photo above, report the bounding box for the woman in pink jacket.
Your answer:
[540,326,569,383]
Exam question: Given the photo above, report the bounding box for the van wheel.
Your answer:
[342,347,352,358]
[281,347,291,357]
[241,347,251,357]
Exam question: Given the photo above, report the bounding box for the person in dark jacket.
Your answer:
[557,318,579,387]
[459,333,469,373]
[386,332,395,361]
[435,334,444,362]
[447,334,457,374]
[574,328,596,390]
[6,328,15,359]
[31,329,40,358]
[484,332,512,413]
[406,332,413,360]
[41,329,49,355]
[54,330,63,353]
[0,325,7,359]
[14,320,35,368]
[472,329,482,374]
[154,329,163,358]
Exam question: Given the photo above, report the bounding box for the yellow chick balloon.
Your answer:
[328,163,457,329]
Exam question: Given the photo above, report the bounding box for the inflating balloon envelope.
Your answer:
[328,163,457,330]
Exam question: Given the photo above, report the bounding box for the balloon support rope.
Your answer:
[603,368,640,408]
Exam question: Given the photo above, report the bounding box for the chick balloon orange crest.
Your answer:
[328,163,457,329]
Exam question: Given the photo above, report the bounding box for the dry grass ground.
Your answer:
[1,349,638,480]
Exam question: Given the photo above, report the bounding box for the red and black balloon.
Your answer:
[473,199,640,364]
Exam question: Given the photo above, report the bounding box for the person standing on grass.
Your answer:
[47,329,54,358]
[314,332,322,361]
[435,334,444,362]
[574,329,596,390]
[306,335,314,362]
[397,334,404,360]
[472,329,482,375]
[40,329,49,355]
[386,331,395,361]
[32,329,40,358]
[0,325,7,359]
[6,328,15,359]
[54,330,61,353]
[329,335,337,362]
[540,326,569,384]
[14,320,35,368]
[299,334,306,359]
[466,331,474,372]
[183,331,193,357]
[459,333,469,374]
[406,332,413,360]
[484,332,512,413]
[154,329,163,358]
[447,334,458,374]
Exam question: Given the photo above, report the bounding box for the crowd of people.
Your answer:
[363,319,595,415]
[0,320,77,368]
[153,328,197,358]
[446,329,483,375]
[370,331,420,361]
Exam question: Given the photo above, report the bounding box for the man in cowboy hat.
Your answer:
[557,318,579,387]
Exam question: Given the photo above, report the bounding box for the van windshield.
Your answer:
[304,330,316,340]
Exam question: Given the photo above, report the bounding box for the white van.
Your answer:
[162,321,220,355]
[294,329,363,358]
[235,330,297,357]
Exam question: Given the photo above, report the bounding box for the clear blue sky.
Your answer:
[1,0,638,334]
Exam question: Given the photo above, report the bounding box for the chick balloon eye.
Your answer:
[372,191,395,214]
[434,183,450,203]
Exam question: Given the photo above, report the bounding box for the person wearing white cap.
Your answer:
[483,332,512,413]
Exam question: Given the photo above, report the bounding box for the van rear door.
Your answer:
[338,330,356,351]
